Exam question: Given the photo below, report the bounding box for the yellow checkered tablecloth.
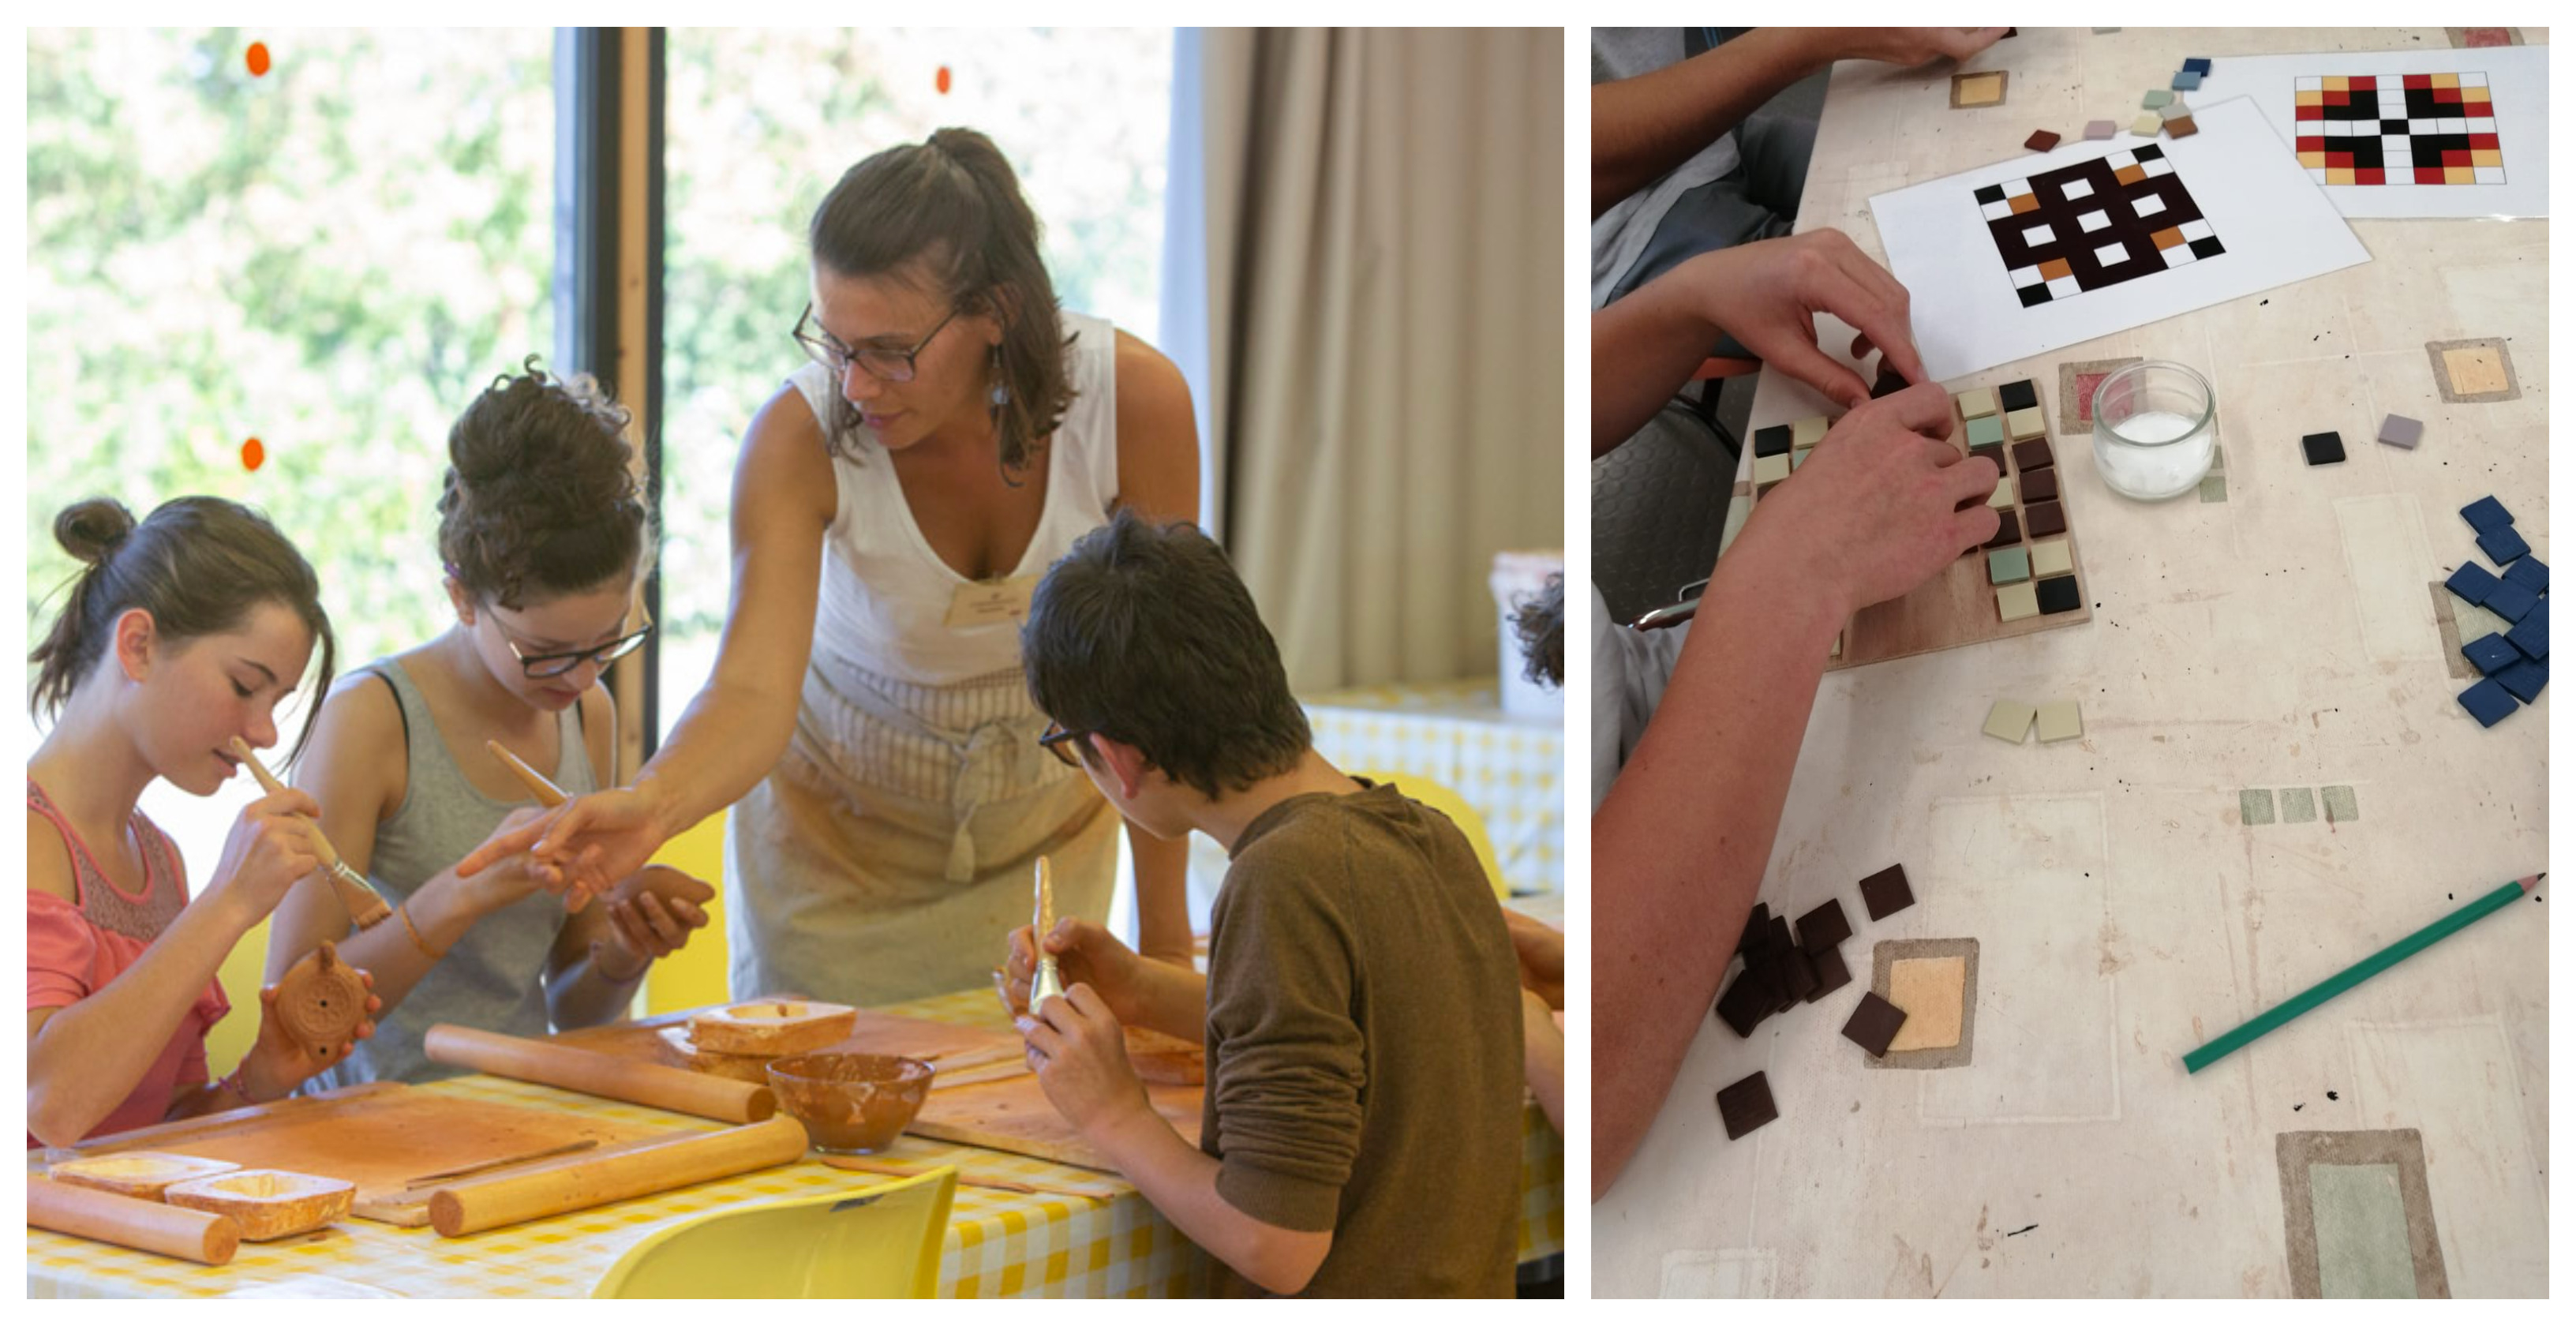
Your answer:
[1302,676,1563,897]
[26,988,1560,1298]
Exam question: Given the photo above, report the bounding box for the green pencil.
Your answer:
[2183,874,2541,1074]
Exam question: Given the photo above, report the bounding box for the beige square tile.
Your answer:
[1997,582,2039,623]
[2443,346,2510,395]
[1791,415,1829,448]
[2035,698,2084,743]
[1753,451,1791,485]
[1983,699,2035,743]
[1887,957,1967,1051]
[2006,407,2047,440]
[1990,475,2016,508]
[2029,538,2074,577]
[1956,387,1998,419]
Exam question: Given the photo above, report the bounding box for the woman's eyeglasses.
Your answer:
[497,607,654,680]
[792,302,961,385]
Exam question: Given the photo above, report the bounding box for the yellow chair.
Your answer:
[590,1167,957,1298]
[1356,770,1508,899]
[646,809,732,1015]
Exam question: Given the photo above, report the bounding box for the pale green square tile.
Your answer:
[2310,1163,2417,1299]
[2240,788,2275,826]
[2280,786,2318,824]
[2199,474,2228,503]
[2322,785,2360,823]
[2144,88,2173,108]
[1988,546,2031,585]
[2035,699,2083,743]
[2208,443,2225,471]
[1967,414,2007,447]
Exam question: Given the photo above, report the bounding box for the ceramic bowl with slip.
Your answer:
[766,1054,936,1155]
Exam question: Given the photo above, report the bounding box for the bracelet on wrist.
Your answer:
[399,902,447,961]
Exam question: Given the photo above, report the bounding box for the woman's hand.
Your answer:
[207,789,331,923]
[455,787,675,910]
[592,866,715,979]
[242,971,382,1098]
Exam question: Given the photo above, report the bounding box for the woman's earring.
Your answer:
[988,346,1010,409]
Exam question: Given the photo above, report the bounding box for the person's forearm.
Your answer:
[1128,823,1195,963]
[629,671,802,839]
[1589,523,1845,1197]
[545,947,648,1029]
[1591,260,1726,454]
[27,892,258,1146]
[1526,1015,1567,1135]
[1593,28,1830,217]
[1121,958,1210,1043]
[305,871,489,1013]
[1090,1106,1331,1295]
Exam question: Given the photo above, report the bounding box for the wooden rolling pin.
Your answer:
[423,1024,774,1123]
[30,1175,242,1265]
[230,736,393,928]
[429,1115,808,1237]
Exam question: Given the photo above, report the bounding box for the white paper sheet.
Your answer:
[2189,44,2547,219]
[1870,96,2370,384]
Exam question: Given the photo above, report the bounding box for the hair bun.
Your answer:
[54,497,137,566]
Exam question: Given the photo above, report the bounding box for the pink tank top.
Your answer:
[26,777,231,1144]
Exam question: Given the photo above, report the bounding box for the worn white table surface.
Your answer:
[1596,27,2548,1298]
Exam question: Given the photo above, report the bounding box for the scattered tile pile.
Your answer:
[2446,496,2546,725]
[1713,866,1919,1141]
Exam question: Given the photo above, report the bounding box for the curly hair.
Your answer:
[436,356,653,609]
[29,496,338,760]
[1513,574,1565,689]
[808,127,1074,475]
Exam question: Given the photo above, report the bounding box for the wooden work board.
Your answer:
[550,1002,1207,1175]
[56,1081,690,1227]
[1739,376,2095,670]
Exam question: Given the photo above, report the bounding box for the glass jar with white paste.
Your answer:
[2090,361,2216,501]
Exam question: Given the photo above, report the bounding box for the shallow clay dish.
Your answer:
[766,1054,935,1155]
[690,999,859,1058]
[163,1168,355,1241]
[47,1151,241,1201]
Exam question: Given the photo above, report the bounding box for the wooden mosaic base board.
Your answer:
[1742,378,2095,672]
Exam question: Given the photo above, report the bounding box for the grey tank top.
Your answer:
[314,658,600,1086]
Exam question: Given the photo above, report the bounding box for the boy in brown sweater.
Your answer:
[1005,511,1525,1296]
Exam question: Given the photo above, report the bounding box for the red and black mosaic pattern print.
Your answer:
[2293,73,2503,185]
[1976,145,2223,308]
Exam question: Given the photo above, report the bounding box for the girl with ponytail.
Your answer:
[265,360,711,1087]
[26,496,378,1145]
[462,128,1202,1006]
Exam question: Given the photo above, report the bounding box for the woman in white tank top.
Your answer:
[462,129,1200,1005]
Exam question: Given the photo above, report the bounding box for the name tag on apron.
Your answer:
[945,575,1038,628]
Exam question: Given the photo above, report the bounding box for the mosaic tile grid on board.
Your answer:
[2294,73,2503,185]
[1977,145,2223,307]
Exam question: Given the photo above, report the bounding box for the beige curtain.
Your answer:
[1183,28,1564,695]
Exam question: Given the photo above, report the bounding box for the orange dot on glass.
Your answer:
[241,438,266,471]
[935,65,952,95]
[246,43,271,77]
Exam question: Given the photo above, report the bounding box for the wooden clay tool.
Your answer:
[487,738,568,807]
[271,940,369,1064]
[229,736,392,928]
[427,1115,808,1237]
[29,1175,242,1265]
[1028,855,1066,1006]
[423,1023,776,1123]
[2185,873,2544,1073]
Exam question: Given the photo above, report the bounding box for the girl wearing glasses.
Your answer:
[266,361,713,1086]
[462,127,1201,1006]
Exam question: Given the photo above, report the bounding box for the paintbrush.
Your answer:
[2184,873,2543,1073]
[485,739,568,807]
[1028,856,1066,1006]
[228,737,393,929]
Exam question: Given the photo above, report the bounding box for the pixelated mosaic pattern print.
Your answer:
[2295,73,2503,185]
[1978,145,2222,308]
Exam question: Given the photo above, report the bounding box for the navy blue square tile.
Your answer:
[2460,495,2514,533]
[2458,677,2518,728]
[2445,563,2501,605]
[2483,579,2539,624]
[2464,633,2521,675]
[2507,598,2548,660]
[2496,656,2547,703]
[2478,523,2532,565]
[2183,57,2212,75]
[2503,556,2548,594]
